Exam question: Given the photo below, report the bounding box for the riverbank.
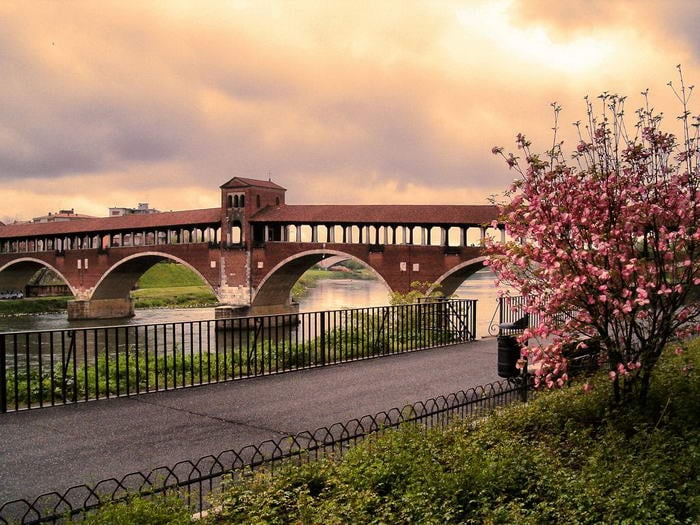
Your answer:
[0,296,72,316]
[0,262,220,316]
[130,285,218,308]
[0,288,219,316]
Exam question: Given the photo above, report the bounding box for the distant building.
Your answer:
[108,203,160,217]
[31,209,95,223]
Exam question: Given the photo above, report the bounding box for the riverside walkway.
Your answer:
[0,338,501,504]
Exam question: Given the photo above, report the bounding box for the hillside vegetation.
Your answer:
[135,262,209,289]
[131,262,218,308]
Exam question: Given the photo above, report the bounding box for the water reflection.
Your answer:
[297,269,503,337]
[298,278,390,312]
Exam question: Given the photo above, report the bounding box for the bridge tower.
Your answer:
[217,177,287,310]
[220,177,286,246]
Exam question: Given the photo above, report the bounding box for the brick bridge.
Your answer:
[0,178,502,319]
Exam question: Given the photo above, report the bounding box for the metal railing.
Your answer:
[487,296,537,336]
[0,377,531,524]
[0,300,477,413]
[487,295,578,337]
[488,296,600,378]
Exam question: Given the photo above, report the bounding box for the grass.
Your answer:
[136,263,209,289]
[82,338,700,524]
[130,263,219,308]
[208,338,700,524]
[130,285,218,308]
[0,296,71,315]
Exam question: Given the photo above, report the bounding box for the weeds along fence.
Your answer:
[0,299,477,412]
[0,377,531,524]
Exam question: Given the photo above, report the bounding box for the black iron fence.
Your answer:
[488,296,601,378]
[488,295,534,336]
[0,377,531,524]
[0,300,477,413]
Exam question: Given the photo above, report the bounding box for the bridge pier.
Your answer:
[214,303,300,328]
[67,298,135,320]
[247,302,300,318]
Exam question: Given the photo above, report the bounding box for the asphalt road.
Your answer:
[0,338,501,504]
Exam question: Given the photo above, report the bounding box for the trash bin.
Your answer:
[497,335,521,378]
[497,314,529,378]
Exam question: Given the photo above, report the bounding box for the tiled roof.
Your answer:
[220,177,286,191]
[250,204,499,226]
[0,208,222,239]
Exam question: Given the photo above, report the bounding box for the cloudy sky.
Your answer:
[1,0,699,221]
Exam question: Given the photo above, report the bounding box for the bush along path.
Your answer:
[79,339,699,524]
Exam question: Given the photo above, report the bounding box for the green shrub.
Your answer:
[81,494,192,525]
[206,340,700,524]
[64,340,699,523]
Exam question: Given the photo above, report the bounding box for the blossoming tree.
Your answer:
[486,68,699,405]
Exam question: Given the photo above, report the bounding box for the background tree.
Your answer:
[388,281,445,305]
[486,67,700,405]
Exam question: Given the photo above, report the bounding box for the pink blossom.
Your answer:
[485,79,700,401]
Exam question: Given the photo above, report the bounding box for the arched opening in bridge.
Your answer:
[0,259,75,300]
[252,250,392,313]
[131,260,218,308]
[434,258,513,337]
[91,254,218,315]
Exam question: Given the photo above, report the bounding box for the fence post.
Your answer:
[0,335,6,413]
[520,366,529,403]
[319,311,326,366]
[471,299,477,340]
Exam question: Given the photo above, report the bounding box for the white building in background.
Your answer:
[108,203,160,217]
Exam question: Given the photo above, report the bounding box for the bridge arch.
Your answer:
[252,249,391,309]
[432,256,488,297]
[89,252,217,301]
[0,258,77,296]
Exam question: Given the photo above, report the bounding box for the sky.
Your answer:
[1,0,700,222]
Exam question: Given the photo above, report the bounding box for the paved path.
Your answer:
[0,338,501,503]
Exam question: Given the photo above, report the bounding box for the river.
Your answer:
[0,268,503,337]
